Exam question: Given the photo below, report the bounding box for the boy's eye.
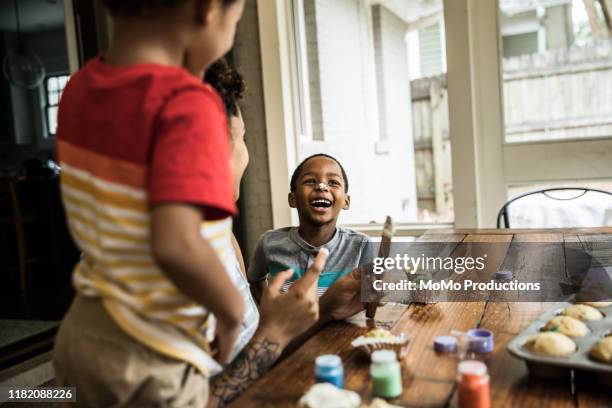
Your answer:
[329,180,341,187]
[303,179,316,185]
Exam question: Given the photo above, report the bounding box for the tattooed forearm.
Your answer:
[211,338,281,406]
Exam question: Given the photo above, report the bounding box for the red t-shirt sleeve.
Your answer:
[149,87,237,219]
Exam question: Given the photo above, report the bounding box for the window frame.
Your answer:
[289,0,314,142]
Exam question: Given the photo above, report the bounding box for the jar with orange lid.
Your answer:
[457,360,490,408]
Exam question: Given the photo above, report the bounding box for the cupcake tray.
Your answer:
[507,302,612,387]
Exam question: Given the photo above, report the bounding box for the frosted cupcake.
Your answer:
[352,328,410,358]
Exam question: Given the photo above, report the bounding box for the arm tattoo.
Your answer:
[211,338,281,406]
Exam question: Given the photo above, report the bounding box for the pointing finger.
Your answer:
[292,248,329,293]
[266,269,294,297]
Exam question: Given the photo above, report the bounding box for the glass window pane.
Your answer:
[47,106,58,135]
[47,77,58,92]
[506,180,612,227]
[49,91,59,106]
[59,75,69,88]
[500,0,612,143]
[294,0,452,224]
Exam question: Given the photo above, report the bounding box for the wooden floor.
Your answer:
[230,228,612,407]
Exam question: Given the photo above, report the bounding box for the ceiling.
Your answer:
[0,0,65,33]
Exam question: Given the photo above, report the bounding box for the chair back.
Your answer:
[0,178,23,223]
[496,188,612,228]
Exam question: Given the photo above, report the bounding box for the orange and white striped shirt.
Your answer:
[56,57,237,375]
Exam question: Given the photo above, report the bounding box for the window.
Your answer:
[506,180,612,227]
[502,32,538,58]
[291,0,452,224]
[44,74,69,136]
[500,0,612,143]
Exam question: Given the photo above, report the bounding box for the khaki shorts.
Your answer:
[53,296,208,408]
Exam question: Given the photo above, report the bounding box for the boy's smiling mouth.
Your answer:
[310,198,333,211]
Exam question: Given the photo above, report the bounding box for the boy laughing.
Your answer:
[249,154,373,300]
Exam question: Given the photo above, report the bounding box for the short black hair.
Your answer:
[100,0,237,18]
[204,58,245,118]
[100,0,189,17]
[290,154,349,193]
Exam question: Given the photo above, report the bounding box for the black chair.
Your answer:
[496,187,612,228]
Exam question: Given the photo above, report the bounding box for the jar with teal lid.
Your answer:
[315,354,344,388]
[370,350,402,398]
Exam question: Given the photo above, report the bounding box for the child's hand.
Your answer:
[258,249,329,346]
[288,248,329,298]
[320,264,373,321]
[214,315,243,365]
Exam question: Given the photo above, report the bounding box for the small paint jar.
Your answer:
[467,329,494,353]
[434,335,458,353]
[370,350,402,399]
[315,354,344,388]
[457,360,490,408]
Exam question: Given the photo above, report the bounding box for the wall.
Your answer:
[371,4,418,219]
[231,0,274,260]
[499,10,538,36]
[545,4,573,50]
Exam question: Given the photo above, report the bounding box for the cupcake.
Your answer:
[590,337,612,364]
[523,332,576,357]
[542,316,589,337]
[578,301,612,308]
[352,328,410,358]
[561,304,603,321]
[364,328,395,340]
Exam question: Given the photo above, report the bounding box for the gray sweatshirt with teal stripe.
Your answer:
[247,227,374,296]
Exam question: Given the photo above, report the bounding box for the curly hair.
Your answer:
[100,0,237,18]
[204,58,245,118]
[290,154,349,193]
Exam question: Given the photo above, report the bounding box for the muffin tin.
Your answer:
[507,302,612,387]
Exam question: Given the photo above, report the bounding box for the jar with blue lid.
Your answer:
[315,354,344,388]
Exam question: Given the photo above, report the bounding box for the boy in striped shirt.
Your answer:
[53,0,247,405]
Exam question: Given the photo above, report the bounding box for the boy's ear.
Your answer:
[343,194,351,210]
[195,0,215,25]
[288,192,297,208]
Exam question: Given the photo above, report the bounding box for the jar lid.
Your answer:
[434,335,457,353]
[371,350,397,364]
[458,360,487,377]
[315,354,342,368]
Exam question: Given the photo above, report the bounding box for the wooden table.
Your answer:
[231,228,612,407]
